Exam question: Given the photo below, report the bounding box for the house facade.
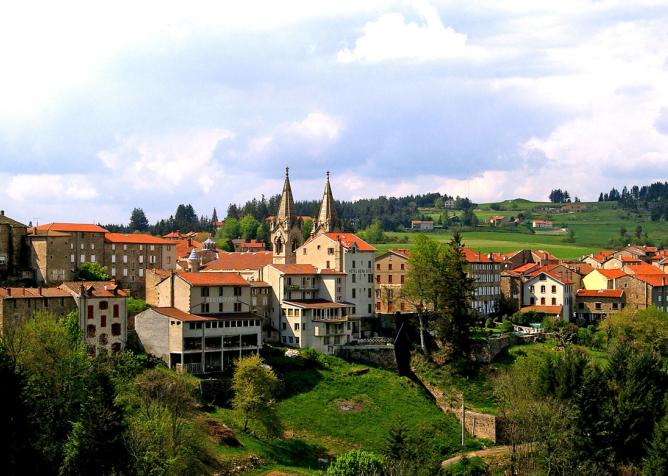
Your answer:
[522,271,573,320]
[374,249,413,316]
[575,289,625,323]
[462,249,502,317]
[0,287,76,336]
[0,211,29,281]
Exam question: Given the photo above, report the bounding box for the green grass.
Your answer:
[208,351,480,473]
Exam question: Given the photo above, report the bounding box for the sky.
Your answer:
[2,0,668,225]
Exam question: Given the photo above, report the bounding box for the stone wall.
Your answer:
[335,342,398,371]
[471,334,518,363]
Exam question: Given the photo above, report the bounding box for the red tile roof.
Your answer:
[632,274,668,287]
[176,272,250,287]
[323,233,376,251]
[461,248,503,263]
[202,251,273,271]
[59,281,128,297]
[175,239,203,259]
[0,287,72,299]
[150,307,259,322]
[532,250,558,261]
[104,233,173,245]
[577,289,624,298]
[591,250,615,262]
[35,223,108,233]
[519,305,562,315]
[270,264,319,275]
[239,240,265,250]
[391,248,411,258]
[512,263,539,274]
[624,263,664,275]
[596,269,627,279]
[620,256,642,263]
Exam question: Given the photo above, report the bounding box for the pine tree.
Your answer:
[129,208,149,232]
[643,415,668,476]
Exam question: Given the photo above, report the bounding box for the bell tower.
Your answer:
[271,167,303,264]
[313,171,340,234]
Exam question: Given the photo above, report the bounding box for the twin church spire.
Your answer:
[271,168,340,264]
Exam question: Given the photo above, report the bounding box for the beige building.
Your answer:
[462,248,503,317]
[522,270,573,320]
[28,223,108,284]
[0,211,29,281]
[374,249,414,315]
[137,271,263,373]
[263,263,354,354]
[0,287,76,336]
[60,281,129,355]
[103,233,176,297]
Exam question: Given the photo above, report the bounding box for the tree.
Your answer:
[239,214,260,241]
[211,207,218,223]
[436,232,475,359]
[358,219,386,244]
[59,368,128,476]
[77,262,110,281]
[461,208,478,226]
[215,217,240,251]
[129,208,149,232]
[231,355,281,436]
[643,415,668,475]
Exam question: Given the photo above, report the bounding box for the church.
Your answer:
[263,168,377,351]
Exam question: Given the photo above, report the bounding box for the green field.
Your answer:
[374,200,668,259]
[210,350,478,474]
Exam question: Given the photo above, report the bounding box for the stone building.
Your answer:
[0,287,76,336]
[270,168,303,265]
[374,249,414,316]
[615,274,668,311]
[103,233,176,297]
[137,271,263,373]
[462,248,503,317]
[575,289,625,323]
[28,223,108,284]
[59,281,128,355]
[0,211,29,281]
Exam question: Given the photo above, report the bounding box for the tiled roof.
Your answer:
[151,307,260,322]
[528,266,572,285]
[461,248,503,263]
[104,233,173,245]
[323,233,376,252]
[269,264,319,275]
[249,280,270,287]
[391,248,411,258]
[512,263,539,274]
[532,250,558,261]
[35,223,108,233]
[202,251,273,271]
[411,220,434,224]
[624,263,664,275]
[632,274,668,287]
[562,262,594,276]
[175,239,203,259]
[239,240,265,250]
[620,256,642,262]
[519,305,562,315]
[176,272,250,287]
[0,287,72,299]
[590,250,615,262]
[596,269,627,279]
[59,281,128,297]
[576,289,624,298]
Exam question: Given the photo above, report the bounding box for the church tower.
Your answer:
[271,167,303,264]
[313,171,340,234]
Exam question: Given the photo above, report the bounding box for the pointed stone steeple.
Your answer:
[271,167,303,264]
[276,167,297,225]
[314,171,340,234]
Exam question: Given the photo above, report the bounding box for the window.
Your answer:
[327,247,334,255]
[100,301,108,310]
[612,302,619,310]
[139,268,144,277]
[368,303,372,313]
[234,286,242,296]
[100,315,107,327]
[113,304,119,317]
[326,261,330,268]
[111,255,116,263]
[234,303,242,312]
[352,274,356,283]
[80,254,85,263]
[400,263,405,270]
[123,268,128,277]
[551,285,557,293]
[70,254,75,263]
[529,285,534,292]
[295,337,300,344]
[139,255,144,263]
[201,287,209,297]
[595,302,602,310]
[91,254,96,263]
[540,285,546,293]
[376,302,381,311]
[202,303,210,313]
[376,263,380,270]
[388,275,393,284]
[368,288,372,298]
[111,267,116,277]
[87,305,94,319]
[388,263,392,271]
[551,298,557,305]
[376,275,380,284]
[282,322,287,330]
[288,336,293,343]
[218,287,224,296]
[87,325,96,338]
[294,323,300,330]
[352,288,356,299]
[218,303,223,312]
[400,275,405,284]
[540,297,545,305]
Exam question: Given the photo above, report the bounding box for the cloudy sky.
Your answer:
[2,0,668,225]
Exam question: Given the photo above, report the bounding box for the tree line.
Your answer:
[599,181,668,221]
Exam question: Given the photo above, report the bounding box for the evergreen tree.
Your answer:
[128,208,149,232]
[643,415,668,476]
[211,207,218,223]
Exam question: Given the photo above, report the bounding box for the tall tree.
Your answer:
[129,208,149,232]
[232,355,281,436]
[211,207,218,223]
[239,214,260,241]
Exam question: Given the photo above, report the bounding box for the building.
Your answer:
[582,250,615,269]
[200,251,273,281]
[575,289,625,323]
[28,223,108,284]
[137,271,263,373]
[312,171,341,234]
[411,220,434,231]
[522,269,573,320]
[60,281,128,355]
[262,263,353,354]
[269,168,303,265]
[615,274,668,311]
[103,233,176,297]
[582,268,627,290]
[234,239,266,252]
[0,287,76,336]
[0,211,29,281]
[462,249,502,317]
[488,216,508,226]
[374,249,413,317]
[532,220,553,229]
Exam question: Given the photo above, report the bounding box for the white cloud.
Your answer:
[7,174,99,201]
[97,128,234,192]
[337,1,477,63]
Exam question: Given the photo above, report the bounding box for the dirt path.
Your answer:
[441,444,532,467]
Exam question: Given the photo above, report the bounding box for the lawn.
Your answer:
[209,349,479,474]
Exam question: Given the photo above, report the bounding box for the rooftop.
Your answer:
[177,272,250,287]
[35,223,108,233]
[576,289,624,298]
[0,287,72,299]
[59,281,128,297]
[104,233,174,245]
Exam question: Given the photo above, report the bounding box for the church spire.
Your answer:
[276,166,297,224]
[315,171,340,233]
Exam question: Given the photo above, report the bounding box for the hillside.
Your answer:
[372,200,668,260]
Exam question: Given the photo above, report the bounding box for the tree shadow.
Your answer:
[257,437,328,469]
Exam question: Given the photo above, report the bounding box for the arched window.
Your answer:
[87,325,96,338]
[291,240,298,252]
[275,238,283,254]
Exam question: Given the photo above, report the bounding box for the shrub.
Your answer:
[326,449,385,476]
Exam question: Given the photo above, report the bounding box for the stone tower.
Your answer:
[271,167,303,264]
[313,171,340,234]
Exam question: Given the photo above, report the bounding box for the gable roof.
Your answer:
[202,251,273,271]
[624,263,664,275]
[519,305,562,315]
[0,287,72,299]
[596,268,627,279]
[322,233,376,252]
[576,289,624,298]
[35,223,108,233]
[631,274,668,287]
[104,233,173,245]
[59,281,128,297]
[461,248,503,263]
[176,272,249,287]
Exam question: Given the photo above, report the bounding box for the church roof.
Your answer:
[315,171,338,232]
[275,167,297,224]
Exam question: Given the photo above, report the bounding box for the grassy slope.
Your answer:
[210,352,478,474]
[375,200,668,259]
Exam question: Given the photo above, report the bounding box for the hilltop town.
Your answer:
[2,171,668,475]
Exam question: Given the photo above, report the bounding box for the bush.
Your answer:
[299,347,322,367]
[441,455,488,475]
[326,450,385,476]
[484,318,494,329]
[500,318,513,333]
